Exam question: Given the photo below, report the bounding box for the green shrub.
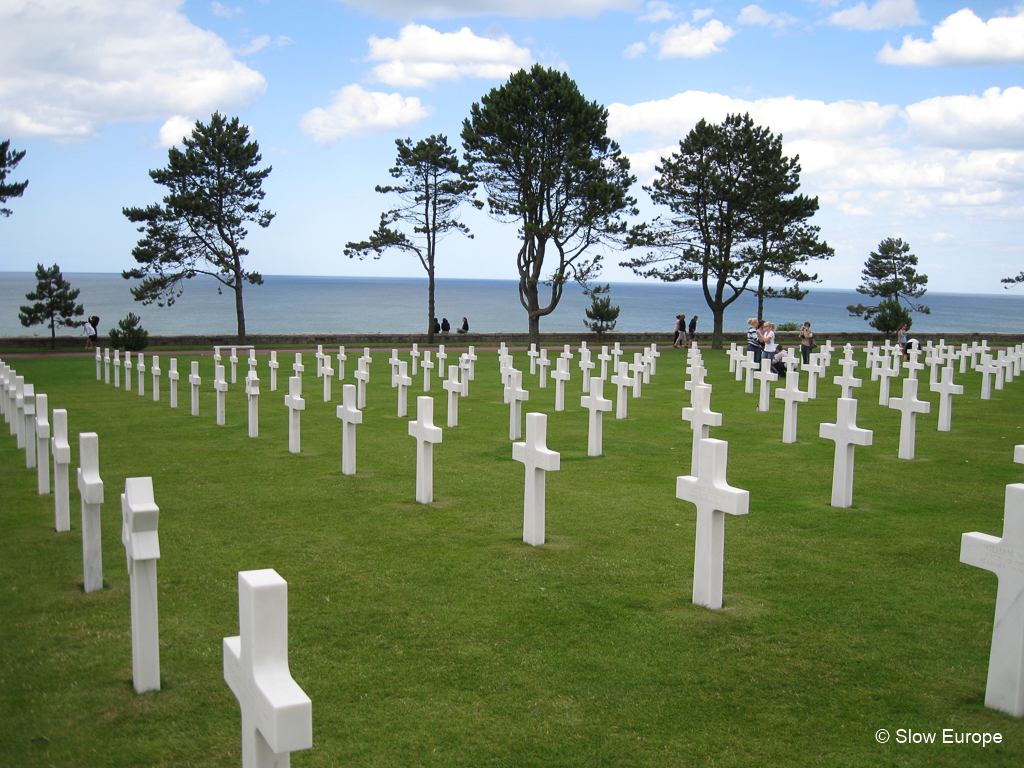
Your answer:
[107,312,149,351]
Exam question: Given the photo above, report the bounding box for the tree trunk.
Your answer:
[234,281,246,339]
[711,310,725,349]
[426,269,435,344]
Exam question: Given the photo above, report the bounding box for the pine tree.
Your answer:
[583,284,620,338]
[18,264,85,348]
[846,237,929,336]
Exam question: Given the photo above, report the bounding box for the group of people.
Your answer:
[745,318,818,377]
[672,314,698,348]
[432,316,470,334]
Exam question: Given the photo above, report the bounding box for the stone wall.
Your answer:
[4,330,1023,351]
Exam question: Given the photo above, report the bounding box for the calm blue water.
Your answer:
[3,272,1023,338]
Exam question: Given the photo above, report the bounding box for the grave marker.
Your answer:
[513,413,560,546]
[246,372,260,438]
[124,350,132,391]
[410,344,420,376]
[960,484,1024,717]
[597,346,612,380]
[776,367,809,443]
[819,398,873,508]
[527,344,539,375]
[95,348,102,380]
[321,358,333,402]
[215,364,228,426]
[292,353,304,379]
[189,361,202,416]
[137,353,146,396]
[337,346,347,380]
[336,384,362,476]
[443,365,464,428]
[104,349,111,384]
[224,569,313,768]
[409,396,442,504]
[22,384,36,468]
[269,351,280,392]
[52,409,70,532]
[931,365,964,432]
[581,376,613,456]
[35,392,50,495]
[114,350,121,388]
[611,361,632,420]
[676,438,749,609]
[285,376,305,454]
[355,355,371,409]
[537,349,551,388]
[421,350,435,392]
[551,357,571,412]
[169,359,179,408]
[506,369,529,440]
[755,359,778,412]
[889,377,931,459]
[395,360,412,418]
[151,356,161,402]
[121,477,161,693]
[681,384,722,475]
[78,432,104,593]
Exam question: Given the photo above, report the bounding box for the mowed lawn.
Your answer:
[1,343,1023,768]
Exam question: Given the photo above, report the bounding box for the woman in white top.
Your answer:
[761,322,777,364]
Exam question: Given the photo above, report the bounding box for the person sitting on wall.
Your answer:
[457,317,469,334]
[433,318,441,334]
[441,317,451,334]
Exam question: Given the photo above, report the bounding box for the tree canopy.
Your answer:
[345,135,480,342]
[1,139,28,217]
[461,65,636,344]
[623,113,830,348]
[122,112,273,338]
[18,263,84,348]
[847,237,929,335]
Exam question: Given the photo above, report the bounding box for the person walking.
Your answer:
[672,314,685,348]
[688,315,698,345]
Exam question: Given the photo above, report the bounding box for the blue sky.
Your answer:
[2,0,1023,295]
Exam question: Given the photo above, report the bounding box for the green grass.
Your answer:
[2,345,1023,767]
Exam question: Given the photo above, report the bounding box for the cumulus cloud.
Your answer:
[336,0,639,20]
[737,4,799,32]
[300,84,432,143]
[211,2,242,18]
[638,1,676,23]
[365,24,532,88]
[649,19,735,58]
[158,115,196,148]
[878,8,1024,66]
[235,34,292,56]
[904,87,1024,149]
[828,0,922,31]
[0,0,266,140]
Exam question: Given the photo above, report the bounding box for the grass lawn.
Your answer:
[2,344,1023,767]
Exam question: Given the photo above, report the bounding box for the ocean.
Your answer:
[3,272,1024,339]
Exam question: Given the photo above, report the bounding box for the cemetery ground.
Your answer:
[2,345,1023,767]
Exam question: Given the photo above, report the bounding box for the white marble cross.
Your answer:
[832,356,863,399]
[104,349,111,384]
[321,358,334,402]
[597,346,612,380]
[775,366,809,444]
[292,353,304,379]
[421,350,435,392]
[803,352,825,399]
[315,345,324,378]
[648,344,661,375]
[676,438,749,610]
[124,350,132,391]
[464,346,477,381]
[94,347,102,380]
[33,392,49,495]
[168,359,179,408]
[579,348,595,394]
[52,409,71,532]
[551,357,571,412]
[874,353,900,406]
[336,384,362,476]
[819,398,873,508]
[136,353,146,396]
[727,344,745,378]
[527,343,539,375]
[215,364,229,426]
[629,353,645,398]
[213,346,222,367]
[114,350,121,388]
[337,346,347,380]
[409,396,442,504]
[410,343,420,377]
[904,347,925,380]
[268,351,279,392]
[248,349,258,379]
[506,369,529,440]
[537,349,551,388]
[513,412,560,546]
[581,376,613,456]
[742,351,757,395]
[224,569,313,768]
[611,342,622,371]
[388,349,402,387]
[611,361,632,420]
[230,347,239,384]
[395,360,412,418]
[78,432,105,593]
[189,361,202,416]
[355,356,371,409]
[121,476,161,693]
[151,355,161,402]
[13,375,24,447]
[285,376,305,454]
[931,365,963,432]
[681,384,722,475]
[246,372,260,438]
[977,353,999,400]
[443,365,464,428]
[499,353,514,398]
[436,345,447,372]
[755,359,778,412]
[889,376,931,459]
[22,383,36,468]
[960,483,1024,717]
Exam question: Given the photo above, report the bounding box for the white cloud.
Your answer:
[828,0,922,31]
[737,4,799,32]
[365,24,532,88]
[211,2,242,18]
[158,115,195,148]
[0,0,266,140]
[300,84,432,143]
[623,41,648,58]
[336,0,639,20]
[638,1,676,23]
[878,8,1024,66]
[235,34,292,57]
[650,19,735,58]
[904,87,1024,149]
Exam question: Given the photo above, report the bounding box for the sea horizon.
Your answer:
[3,271,1024,339]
